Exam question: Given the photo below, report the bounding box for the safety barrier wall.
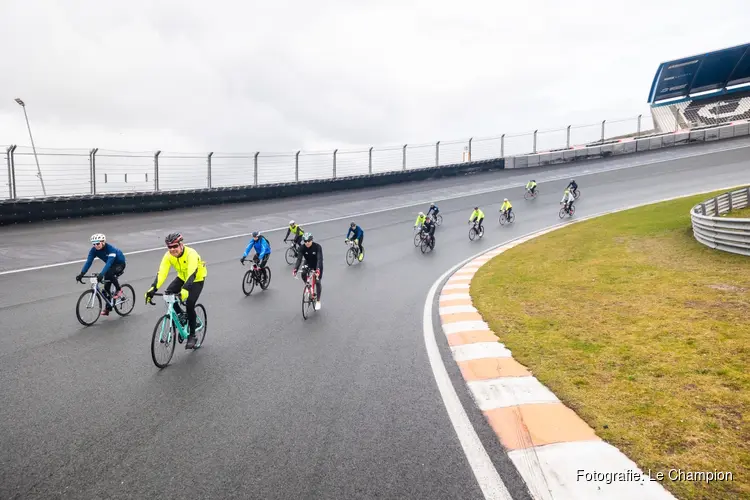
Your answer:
[504,120,750,169]
[691,187,750,257]
[0,158,504,225]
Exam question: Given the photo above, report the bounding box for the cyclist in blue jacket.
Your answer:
[346,221,364,261]
[75,233,127,316]
[241,231,271,269]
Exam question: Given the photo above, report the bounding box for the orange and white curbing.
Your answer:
[438,236,676,500]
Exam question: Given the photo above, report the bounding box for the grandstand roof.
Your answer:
[648,42,750,105]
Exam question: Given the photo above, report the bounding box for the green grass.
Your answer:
[471,188,750,500]
[722,205,750,218]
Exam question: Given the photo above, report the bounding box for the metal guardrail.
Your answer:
[691,187,750,256]
[2,112,656,200]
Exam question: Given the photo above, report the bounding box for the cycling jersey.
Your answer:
[80,243,126,276]
[423,220,436,235]
[295,242,323,272]
[152,245,207,290]
[243,235,271,260]
[414,214,426,227]
[501,201,512,211]
[526,181,537,190]
[427,205,439,216]
[347,225,364,240]
[567,181,578,191]
[561,189,575,204]
[470,209,485,221]
[285,224,304,240]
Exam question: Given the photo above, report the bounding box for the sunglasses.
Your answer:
[167,243,181,249]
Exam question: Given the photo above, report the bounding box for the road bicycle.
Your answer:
[413,226,426,247]
[433,213,443,226]
[241,259,271,295]
[468,220,484,241]
[75,274,135,326]
[295,264,319,320]
[524,187,539,200]
[559,203,576,218]
[572,187,581,199]
[284,240,301,265]
[147,292,207,368]
[345,239,364,266]
[499,209,516,225]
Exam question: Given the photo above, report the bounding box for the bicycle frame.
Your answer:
[154,293,191,343]
[82,275,116,308]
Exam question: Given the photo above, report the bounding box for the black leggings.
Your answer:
[102,263,126,307]
[255,254,270,268]
[165,277,205,335]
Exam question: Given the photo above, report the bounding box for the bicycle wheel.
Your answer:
[346,247,356,266]
[413,232,422,247]
[468,227,477,241]
[524,190,531,200]
[569,205,576,216]
[499,213,507,225]
[508,212,516,223]
[260,267,271,290]
[113,284,136,316]
[193,304,208,348]
[285,246,296,265]
[559,207,567,219]
[436,214,443,226]
[573,189,580,200]
[76,289,102,326]
[151,314,176,368]
[302,285,314,320]
[242,269,255,296]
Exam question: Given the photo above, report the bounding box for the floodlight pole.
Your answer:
[14,98,46,196]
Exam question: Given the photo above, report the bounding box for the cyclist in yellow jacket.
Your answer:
[469,206,485,232]
[500,198,513,219]
[145,232,207,349]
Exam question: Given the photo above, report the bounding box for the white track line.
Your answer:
[423,182,750,499]
[2,143,748,276]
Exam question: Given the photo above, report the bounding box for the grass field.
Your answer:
[471,189,749,500]
[721,205,750,218]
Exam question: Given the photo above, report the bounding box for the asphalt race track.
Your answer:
[2,139,750,500]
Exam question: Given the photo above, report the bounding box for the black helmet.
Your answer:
[303,232,313,242]
[165,232,183,246]
[350,221,356,227]
[474,206,479,210]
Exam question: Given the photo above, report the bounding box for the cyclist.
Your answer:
[422,215,436,247]
[414,211,426,230]
[346,221,364,261]
[144,233,207,349]
[566,179,578,197]
[76,233,127,317]
[427,203,439,219]
[293,232,323,310]
[284,220,305,253]
[561,188,575,214]
[241,231,271,270]
[469,206,485,232]
[526,179,537,195]
[500,198,513,220]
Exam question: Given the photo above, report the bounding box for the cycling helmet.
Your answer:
[165,232,183,246]
[430,203,435,207]
[504,198,508,202]
[251,231,259,238]
[350,221,356,228]
[302,232,313,242]
[90,233,106,244]
[418,211,424,217]
[289,220,295,226]
[474,206,479,210]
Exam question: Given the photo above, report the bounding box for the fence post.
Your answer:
[333,149,338,179]
[637,115,642,138]
[533,130,538,154]
[154,150,161,191]
[468,138,472,161]
[368,147,373,174]
[89,148,98,194]
[501,134,505,158]
[728,191,734,212]
[601,120,606,142]
[566,125,571,148]
[402,144,407,170]
[207,152,213,189]
[714,197,720,215]
[295,151,300,182]
[701,203,706,215]
[254,152,259,186]
[434,141,439,167]
[6,145,16,199]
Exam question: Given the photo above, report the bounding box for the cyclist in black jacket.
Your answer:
[293,232,323,310]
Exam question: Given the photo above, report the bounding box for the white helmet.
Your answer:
[504,198,508,202]
[90,233,106,244]
[419,211,424,217]
[289,220,295,226]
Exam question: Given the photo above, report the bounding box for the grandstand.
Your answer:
[648,42,750,133]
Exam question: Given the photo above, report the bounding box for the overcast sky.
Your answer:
[1,0,749,154]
